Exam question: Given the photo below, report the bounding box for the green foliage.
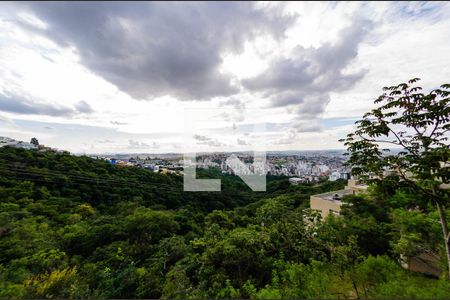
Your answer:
[341,78,449,197]
[390,208,442,257]
[1,146,449,298]
[30,138,39,147]
[340,78,450,279]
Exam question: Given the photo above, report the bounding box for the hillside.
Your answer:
[0,147,449,299]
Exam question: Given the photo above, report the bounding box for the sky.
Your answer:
[0,1,449,154]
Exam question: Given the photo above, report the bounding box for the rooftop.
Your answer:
[311,189,354,203]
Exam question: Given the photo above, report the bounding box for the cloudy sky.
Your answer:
[0,1,449,154]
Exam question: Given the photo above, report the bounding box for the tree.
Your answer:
[340,78,450,277]
[30,138,39,147]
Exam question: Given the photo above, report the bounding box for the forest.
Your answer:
[1,78,450,299]
[0,145,449,299]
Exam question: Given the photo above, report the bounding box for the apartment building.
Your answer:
[310,179,368,219]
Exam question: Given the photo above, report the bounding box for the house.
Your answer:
[328,171,341,181]
[289,177,305,185]
[0,137,17,147]
[0,137,38,150]
[15,141,38,150]
[329,170,351,181]
[37,145,52,152]
[345,179,369,193]
[310,189,354,219]
[310,179,368,219]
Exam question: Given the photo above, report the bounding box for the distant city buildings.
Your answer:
[1,136,351,180]
[192,152,349,181]
[97,151,351,179]
[98,155,184,175]
[0,136,65,153]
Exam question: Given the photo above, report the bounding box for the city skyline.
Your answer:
[0,2,450,153]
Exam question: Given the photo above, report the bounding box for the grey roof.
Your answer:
[311,189,353,202]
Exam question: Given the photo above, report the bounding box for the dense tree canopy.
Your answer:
[0,146,449,298]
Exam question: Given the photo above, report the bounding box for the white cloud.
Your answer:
[0,2,449,152]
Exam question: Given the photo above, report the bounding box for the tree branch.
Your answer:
[357,134,401,146]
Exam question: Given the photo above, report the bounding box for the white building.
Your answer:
[0,137,17,147]
[0,137,38,150]
[289,177,305,185]
[328,171,341,181]
[14,141,38,150]
[329,170,351,181]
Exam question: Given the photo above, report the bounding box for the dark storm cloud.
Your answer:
[243,18,372,118]
[15,2,294,101]
[0,91,94,117]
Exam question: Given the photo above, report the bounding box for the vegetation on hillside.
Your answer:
[0,146,449,299]
[0,78,449,299]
